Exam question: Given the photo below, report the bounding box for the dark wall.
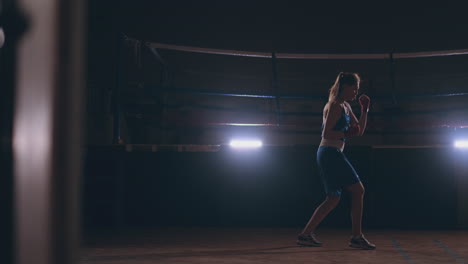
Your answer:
[82,146,458,230]
[369,148,458,229]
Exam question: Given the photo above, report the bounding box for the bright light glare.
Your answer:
[454,140,468,148]
[230,140,263,148]
[226,123,267,127]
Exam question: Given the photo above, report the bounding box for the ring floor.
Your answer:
[81,228,468,264]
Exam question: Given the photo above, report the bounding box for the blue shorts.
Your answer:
[316,146,361,196]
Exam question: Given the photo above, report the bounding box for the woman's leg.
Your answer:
[300,195,341,235]
[345,181,365,237]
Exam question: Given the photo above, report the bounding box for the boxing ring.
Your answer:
[81,37,468,264]
[108,35,468,148]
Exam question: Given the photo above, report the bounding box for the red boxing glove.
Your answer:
[344,124,360,138]
[359,94,370,113]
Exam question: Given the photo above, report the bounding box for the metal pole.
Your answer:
[389,51,398,106]
[113,32,125,144]
[272,52,281,126]
[14,0,85,263]
[147,44,170,143]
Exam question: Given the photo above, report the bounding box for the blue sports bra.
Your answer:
[322,105,351,141]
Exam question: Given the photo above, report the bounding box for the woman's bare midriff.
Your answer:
[319,138,345,152]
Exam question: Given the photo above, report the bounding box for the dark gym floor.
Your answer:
[80,228,468,264]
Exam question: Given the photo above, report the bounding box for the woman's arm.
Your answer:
[355,110,368,136]
[346,98,369,137]
[357,95,370,136]
[322,102,345,140]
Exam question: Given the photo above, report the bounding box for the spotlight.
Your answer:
[454,140,468,148]
[229,140,263,149]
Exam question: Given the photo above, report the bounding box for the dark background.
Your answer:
[82,1,468,231]
[83,146,462,230]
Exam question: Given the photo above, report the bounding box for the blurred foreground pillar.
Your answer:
[14,0,86,263]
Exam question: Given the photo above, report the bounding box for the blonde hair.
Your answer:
[328,72,360,102]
